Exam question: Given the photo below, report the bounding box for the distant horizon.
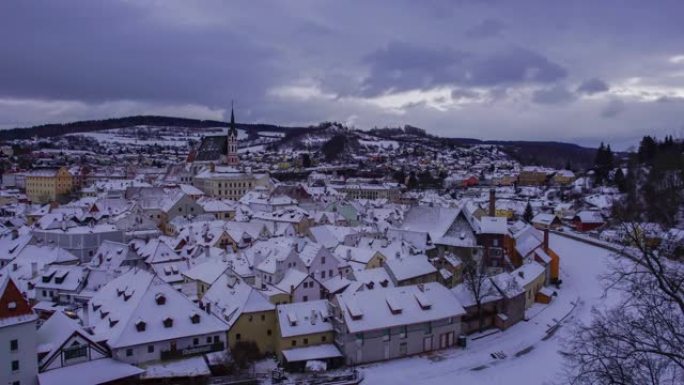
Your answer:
[0,113,659,152]
[2,1,683,151]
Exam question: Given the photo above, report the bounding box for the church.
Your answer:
[190,106,240,167]
[186,106,273,200]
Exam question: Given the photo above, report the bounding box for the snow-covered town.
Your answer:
[2,2,684,385]
[0,110,682,385]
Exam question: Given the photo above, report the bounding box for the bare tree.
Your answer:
[565,222,684,384]
[461,248,498,333]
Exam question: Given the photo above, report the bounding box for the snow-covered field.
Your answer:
[358,139,399,150]
[359,234,617,385]
[67,127,248,147]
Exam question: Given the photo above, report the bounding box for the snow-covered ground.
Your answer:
[359,233,617,385]
[67,127,248,147]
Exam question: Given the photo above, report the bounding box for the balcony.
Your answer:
[160,341,224,361]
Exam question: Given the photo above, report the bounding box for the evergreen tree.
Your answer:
[523,202,534,223]
[613,167,627,193]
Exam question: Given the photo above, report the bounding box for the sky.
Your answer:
[1,0,684,149]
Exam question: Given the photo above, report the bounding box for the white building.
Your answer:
[86,269,227,365]
[0,275,38,385]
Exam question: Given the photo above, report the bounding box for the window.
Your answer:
[303,295,308,302]
[64,342,88,360]
[321,335,327,342]
[10,339,18,351]
[193,338,199,345]
[213,336,219,343]
[235,333,241,341]
[163,318,173,328]
[267,329,272,336]
[303,338,308,345]
[261,314,265,321]
[292,340,297,347]
[148,345,154,353]
[126,349,133,357]
[11,360,19,371]
[248,315,253,322]
[321,257,326,264]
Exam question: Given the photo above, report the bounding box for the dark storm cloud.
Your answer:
[465,19,506,39]
[0,1,279,108]
[1,0,683,146]
[577,78,609,95]
[360,43,566,96]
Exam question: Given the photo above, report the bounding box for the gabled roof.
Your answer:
[276,300,332,338]
[336,283,465,333]
[202,275,274,328]
[88,269,225,348]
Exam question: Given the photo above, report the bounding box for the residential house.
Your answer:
[275,300,341,371]
[331,283,465,365]
[87,269,227,365]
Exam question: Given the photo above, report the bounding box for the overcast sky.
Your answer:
[1,1,683,149]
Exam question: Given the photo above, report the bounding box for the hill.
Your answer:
[1,116,596,169]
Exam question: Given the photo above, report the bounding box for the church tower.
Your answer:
[226,103,239,166]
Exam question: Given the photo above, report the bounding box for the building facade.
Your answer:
[26,167,73,204]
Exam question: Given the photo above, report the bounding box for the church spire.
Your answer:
[230,100,235,126]
[226,101,239,166]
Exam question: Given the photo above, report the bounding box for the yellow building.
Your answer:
[553,170,576,185]
[193,165,272,200]
[274,300,337,369]
[202,276,278,355]
[26,167,73,204]
[229,307,278,355]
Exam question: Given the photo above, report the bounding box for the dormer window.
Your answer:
[163,317,173,328]
[155,293,166,305]
[100,310,109,319]
[190,313,200,324]
[7,301,17,310]
[135,320,146,332]
[109,318,119,327]
[92,303,101,311]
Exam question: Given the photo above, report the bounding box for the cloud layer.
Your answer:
[1,0,684,148]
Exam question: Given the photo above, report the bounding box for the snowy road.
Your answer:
[359,233,618,385]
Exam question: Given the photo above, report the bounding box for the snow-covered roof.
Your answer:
[512,262,546,287]
[87,269,226,348]
[384,256,437,282]
[38,358,144,385]
[335,282,465,333]
[202,275,274,328]
[281,344,342,363]
[276,299,332,338]
[479,216,507,234]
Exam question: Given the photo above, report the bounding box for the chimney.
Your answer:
[543,228,549,252]
[209,162,215,172]
[489,188,496,217]
[31,262,38,277]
